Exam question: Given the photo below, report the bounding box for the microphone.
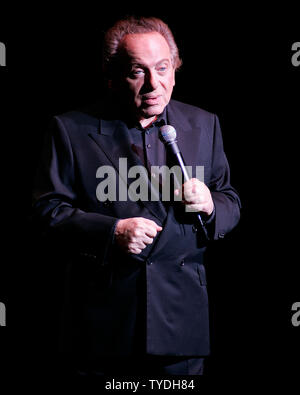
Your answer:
[159,124,209,240]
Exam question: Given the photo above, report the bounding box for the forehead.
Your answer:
[119,32,172,64]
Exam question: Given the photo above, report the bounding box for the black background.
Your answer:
[0,3,299,387]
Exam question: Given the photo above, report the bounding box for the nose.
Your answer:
[145,70,159,91]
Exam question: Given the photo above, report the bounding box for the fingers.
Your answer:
[114,217,163,255]
[175,178,214,215]
[144,222,162,237]
[185,203,207,212]
[177,178,206,204]
[183,179,203,199]
[131,247,142,255]
[183,193,206,204]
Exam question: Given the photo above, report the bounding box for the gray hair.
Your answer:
[103,16,182,77]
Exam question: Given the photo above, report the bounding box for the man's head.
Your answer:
[103,16,182,125]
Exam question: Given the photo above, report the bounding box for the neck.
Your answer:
[139,115,158,129]
[106,95,160,128]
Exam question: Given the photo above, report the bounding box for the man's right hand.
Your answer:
[114,217,163,255]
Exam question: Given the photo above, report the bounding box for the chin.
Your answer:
[141,104,165,118]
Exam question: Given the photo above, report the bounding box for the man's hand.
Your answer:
[175,178,214,215]
[114,217,163,255]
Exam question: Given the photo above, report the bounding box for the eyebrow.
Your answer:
[130,58,171,67]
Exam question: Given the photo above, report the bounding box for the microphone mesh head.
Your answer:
[159,125,177,143]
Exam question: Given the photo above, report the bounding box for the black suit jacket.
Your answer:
[32,99,240,358]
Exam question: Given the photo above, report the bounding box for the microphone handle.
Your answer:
[168,142,209,241]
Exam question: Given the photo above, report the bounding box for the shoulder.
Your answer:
[53,102,101,135]
[167,99,218,132]
[168,99,215,119]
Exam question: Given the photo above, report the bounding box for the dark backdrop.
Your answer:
[0,4,299,385]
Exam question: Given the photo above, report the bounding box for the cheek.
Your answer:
[169,71,175,88]
[162,72,175,91]
[163,77,175,96]
[126,79,142,96]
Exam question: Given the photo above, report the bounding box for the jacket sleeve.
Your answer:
[207,114,241,240]
[32,116,119,264]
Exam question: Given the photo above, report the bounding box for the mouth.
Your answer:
[142,95,161,106]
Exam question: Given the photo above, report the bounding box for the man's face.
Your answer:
[116,32,176,123]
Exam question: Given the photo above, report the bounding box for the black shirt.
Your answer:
[126,109,168,176]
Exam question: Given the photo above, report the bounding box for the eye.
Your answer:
[130,69,145,77]
[157,65,168,73]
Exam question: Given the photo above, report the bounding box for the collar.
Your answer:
[134,108,167,132]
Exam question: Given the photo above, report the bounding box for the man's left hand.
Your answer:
[175,178,214,215]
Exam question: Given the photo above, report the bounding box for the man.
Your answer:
[32,16,241,376]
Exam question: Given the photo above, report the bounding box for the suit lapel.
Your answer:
[166,102,201,173]
[166,101,193,160]
[89,118,143,174]
[166,101,191,138]
[166,102,196,182]
[88,118,167,223]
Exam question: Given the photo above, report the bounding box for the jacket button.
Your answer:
[192,225,197,233]
[180,259,185,266]
[147,260,153,265]
[218,232,225,239]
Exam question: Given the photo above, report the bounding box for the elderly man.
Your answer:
[32,16,240,376]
